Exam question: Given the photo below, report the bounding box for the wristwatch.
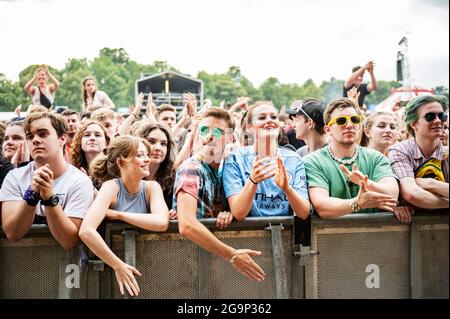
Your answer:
[23,185,41,207]
[41,194,59,207]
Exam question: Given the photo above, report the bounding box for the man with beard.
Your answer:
[389,95,449,208]
[303,98,398,217]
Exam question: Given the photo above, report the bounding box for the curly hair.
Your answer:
[70,120,110,171]
[135,122,176,193]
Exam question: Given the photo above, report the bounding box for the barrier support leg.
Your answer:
[123,229,137,299]
[268,223,289,299]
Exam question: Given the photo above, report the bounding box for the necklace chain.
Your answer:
[327,145,359,165]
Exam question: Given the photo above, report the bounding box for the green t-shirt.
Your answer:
[303,145,396,214]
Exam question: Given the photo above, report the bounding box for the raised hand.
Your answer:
[274,157,289,192]
[230,249,265,281]
[183,92,197,117]
[340,164,366,187]
[203,98,213,109]
[131,93,143,117]
[346,87,360,103]
[32,164,55,200]
[356,177,398,212]
[250,155,277,184]
[366,61,375,73]
[15,104,22,116]
[236,96,250,111]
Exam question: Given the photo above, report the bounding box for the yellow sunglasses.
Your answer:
[327,115,362,126]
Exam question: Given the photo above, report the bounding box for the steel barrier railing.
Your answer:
[1,213,448,299]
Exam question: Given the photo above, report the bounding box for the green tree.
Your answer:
[0,73,22,111]
[320,77,344,104]
[57,58,91,109]
[258,77,283,108]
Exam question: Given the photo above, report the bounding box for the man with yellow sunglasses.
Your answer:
[303,98,399,217]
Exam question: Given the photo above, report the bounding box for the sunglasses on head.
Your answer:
[199,125,224,138]
[423,112,448,123]
[327,115,362,126]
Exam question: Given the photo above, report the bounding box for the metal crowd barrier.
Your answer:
[0,217,294,299]
[0,212,448,299]
[306,211,448,299]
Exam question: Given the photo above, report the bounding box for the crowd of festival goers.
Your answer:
[0,62,447,296]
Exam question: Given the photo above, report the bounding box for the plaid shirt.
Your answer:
[389,138,449,182]
[172,157,229,218]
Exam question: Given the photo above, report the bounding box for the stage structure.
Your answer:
[135,71,203,115]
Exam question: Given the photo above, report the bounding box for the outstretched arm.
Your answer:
[79,181,142,296]
[118,93,143,136]
[177,191,265,281]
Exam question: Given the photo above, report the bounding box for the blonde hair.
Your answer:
[361,111,398,147]
[323,98,362,125]
[27,105,49,114]
[89,135,150,182]
[91,108,115,122]
[156,104,176,117]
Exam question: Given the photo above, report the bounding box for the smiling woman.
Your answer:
[223,101,310,220]
[79,135,169,297]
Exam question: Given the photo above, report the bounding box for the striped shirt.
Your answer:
[389,138,449,182]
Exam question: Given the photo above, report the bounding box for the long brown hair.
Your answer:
[135,122,175,192]
[89,135,151,183]
[70,120,110,171]
[82,76,97,108]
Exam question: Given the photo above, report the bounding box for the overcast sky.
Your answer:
[0,0,448,88]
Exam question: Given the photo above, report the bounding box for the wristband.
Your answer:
[249,176,258,185]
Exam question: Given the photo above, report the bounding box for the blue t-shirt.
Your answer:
[223,146,308,217]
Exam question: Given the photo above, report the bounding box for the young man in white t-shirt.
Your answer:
[0,111,94,249]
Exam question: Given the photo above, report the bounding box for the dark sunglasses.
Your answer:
[327,115,362,126]
[423,112,448,123]
[199,125,224,138]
